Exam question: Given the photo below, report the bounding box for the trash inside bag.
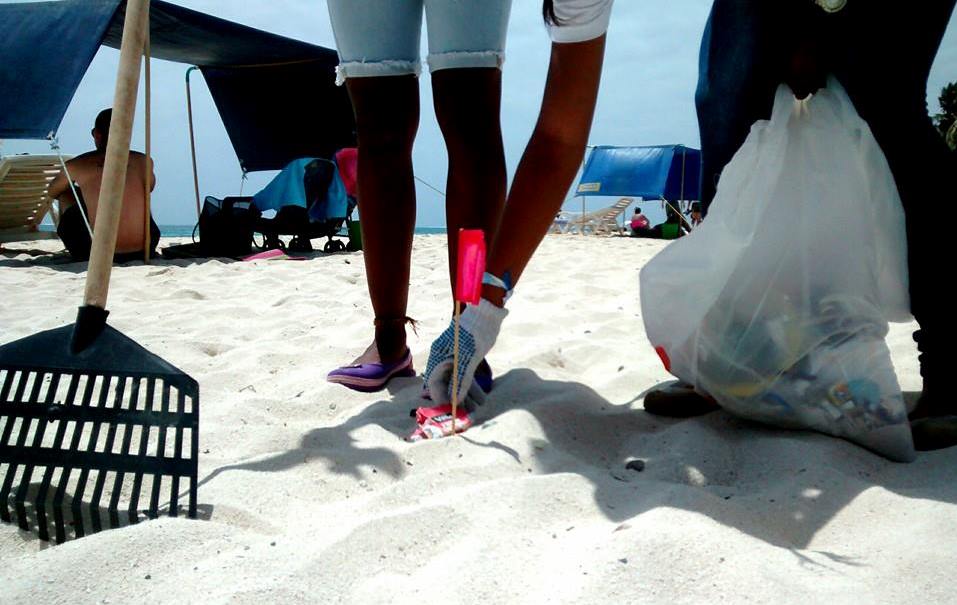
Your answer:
[640,79,915,461]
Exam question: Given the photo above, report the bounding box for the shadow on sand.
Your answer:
[192,368,957,563]
[0,244,354,272]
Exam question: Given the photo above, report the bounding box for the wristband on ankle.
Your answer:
[482,271,513,303]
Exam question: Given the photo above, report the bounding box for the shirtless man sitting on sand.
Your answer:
[48,108,160,262]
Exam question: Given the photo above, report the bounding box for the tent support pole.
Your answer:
[49,136,93,237]
[580,195,585,235]
[185,66,201,220]
[679,147,687,218]
[143,24,152,263]
[579,148,590,236]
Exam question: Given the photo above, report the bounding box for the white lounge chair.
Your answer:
[0,155,67,243]
[551,197,633,236]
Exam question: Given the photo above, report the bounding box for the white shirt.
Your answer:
[548,0,614,43]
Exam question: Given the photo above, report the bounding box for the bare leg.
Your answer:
[346,75,419,364]
[431,68,508,294]
[428,44,604,387]
[481,37,606,305]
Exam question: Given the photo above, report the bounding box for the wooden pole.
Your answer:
[83,0,150,309]
[450,301,461,435]
[143,23,152,263]
[579,149,588,236]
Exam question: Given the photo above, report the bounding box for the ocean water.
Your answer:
[155,225,448,238]
[38,225,449,237]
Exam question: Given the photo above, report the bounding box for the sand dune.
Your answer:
[1,235,955,604]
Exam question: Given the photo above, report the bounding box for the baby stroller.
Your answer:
[252,157,356,253]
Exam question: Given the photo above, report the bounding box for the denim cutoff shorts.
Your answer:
[327,0,512,85]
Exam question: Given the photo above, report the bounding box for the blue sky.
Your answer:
[4,1,957,227]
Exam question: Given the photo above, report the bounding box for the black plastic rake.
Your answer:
[0,326,199,542]
[0,0,199,543]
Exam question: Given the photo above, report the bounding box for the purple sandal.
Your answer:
[327,349,415,393]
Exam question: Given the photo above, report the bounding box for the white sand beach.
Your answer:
[1,234,956,604]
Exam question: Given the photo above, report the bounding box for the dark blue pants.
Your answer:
[696,0,956,380]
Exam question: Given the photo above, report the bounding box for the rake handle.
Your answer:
[83,0,150,308]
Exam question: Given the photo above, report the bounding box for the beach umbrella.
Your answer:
[0,0,199,542]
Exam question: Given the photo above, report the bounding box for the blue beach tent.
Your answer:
[0,0,355,172]
[577,145,702,202]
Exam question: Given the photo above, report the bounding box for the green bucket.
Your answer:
[661,222,681,240]
[346,219,363,251]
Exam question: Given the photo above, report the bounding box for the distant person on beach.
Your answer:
[641,0,957,452]
[48,108,159,262]
[422,0,613,406]
[651,205,685,240]
[324,0,511,392]
[630,207,652,237]
[689,201,703,227]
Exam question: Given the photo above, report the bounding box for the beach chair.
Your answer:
[0,155,66,243]
[553,197,632,235]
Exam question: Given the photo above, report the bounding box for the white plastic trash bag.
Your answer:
[640,79,915,461]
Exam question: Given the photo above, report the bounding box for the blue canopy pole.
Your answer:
[679,146,687,219]
[580,145,593,236]
[580,194,585,236]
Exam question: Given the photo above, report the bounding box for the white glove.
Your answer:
[423,298,508,405]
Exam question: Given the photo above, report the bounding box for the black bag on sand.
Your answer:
[198,196,259,256]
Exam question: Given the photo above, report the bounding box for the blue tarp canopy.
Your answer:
[576,145,701,200]
[0,0,355,172]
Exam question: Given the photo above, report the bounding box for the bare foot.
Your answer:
[347,341,382,366]
[345,338,410,366]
